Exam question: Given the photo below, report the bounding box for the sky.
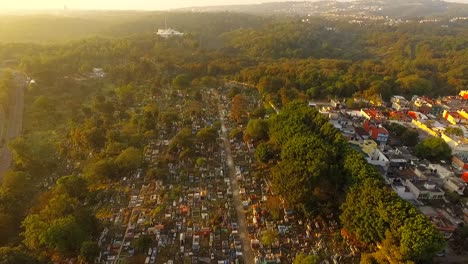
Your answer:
[1,0,468,10]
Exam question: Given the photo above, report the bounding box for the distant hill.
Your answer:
[0,11,268,44]
[177,0,468,18]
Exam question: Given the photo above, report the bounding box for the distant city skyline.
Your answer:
[1,0,468,11]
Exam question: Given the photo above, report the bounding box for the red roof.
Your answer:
[462,172,468,183]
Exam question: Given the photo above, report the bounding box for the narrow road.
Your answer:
[217,97,255,264]
[0,71,26,181]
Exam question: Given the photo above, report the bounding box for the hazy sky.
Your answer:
[1,0,468,10]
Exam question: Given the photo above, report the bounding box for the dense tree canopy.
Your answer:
[415,137,452,161]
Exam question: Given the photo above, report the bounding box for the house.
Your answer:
[391,95,410,111]
[157,28,184,38]
[413,96,444,116]
[395,147,418,163]
[363,121,389,143]
[90,68,105,78]
[392,181,416,201]
[443,110,466,125]
[407,111,428,120]
[361,108,385,120]
[389,111,411,122]
[444,177,466,195]
[349,140,390,169]
[441,133,468,154]
[418,206,457,239]
[411,119,439,137]
[330,99,341,108]
[405,179,445,200]
[428,164,454,179]
[452,152,468,170]
[462,171,468,183]
[354,126,370,141]
[459,90,468,100]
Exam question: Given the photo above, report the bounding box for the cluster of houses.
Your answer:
[315,91,468,240]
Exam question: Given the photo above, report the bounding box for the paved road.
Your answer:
[0,71,26,181]
[217,98,255,264]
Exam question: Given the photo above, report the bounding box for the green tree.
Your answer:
[244,119,269,142]
[446,191,461,204]
[260,230,278,248]
[79,241,100,264]
[172,74,192,89]
[0,247,38,264]
[115,147,143,174]
[55,175,88,201]
[400,129,419,147]
[230,94,248,124]
[83,158,116,183]
[399,214,445,261]
[43,215,88,255]
[415,137,452,161]
[229,128,243,142]
[255,142,277,164]
[293,253,319,264]
[22,214,48,251]
[445,126,463,137]
[134,235,153,253]
[196,126,218,145]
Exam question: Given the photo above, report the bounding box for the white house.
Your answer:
[366,148,390,169]
[157,28,184,38]
[429,164,454,179]
[405,179,445,200]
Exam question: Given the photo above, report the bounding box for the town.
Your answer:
[315,92,468,257]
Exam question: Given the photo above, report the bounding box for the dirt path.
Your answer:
[217,97,255,264]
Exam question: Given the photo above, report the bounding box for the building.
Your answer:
[460,90,468,100]
[441,133,468,154]
[428,164,454,179]
[350,139,390,169]
[443,110,466,125]
[405,179,445,200]
[360,108,384,120]
[157,28,184,38]
[413,96,445,116]
[452,152,468,170]
[407,111,428,120]
[418,206,457,239]
[444,177,466,195]
[91,68,105,78]
[363,121,389,143]
[354,126,370,141]
[392,181,416,201]
[391,95,410,111]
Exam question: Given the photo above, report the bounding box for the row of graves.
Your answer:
[97,86,247,264]
[221,85,361,264]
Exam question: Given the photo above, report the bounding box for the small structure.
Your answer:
[405,179,445,200]
[157,28,184,38]
[91,68,106,78]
